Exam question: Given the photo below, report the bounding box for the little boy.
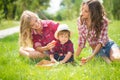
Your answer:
[50,24,74,64]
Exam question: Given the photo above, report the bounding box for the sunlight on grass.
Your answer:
[0,20,120,80]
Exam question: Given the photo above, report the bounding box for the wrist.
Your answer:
[75,53,80,58]
[45,45,49,50]
[87,55,94,61]
[60,61,65,64]
[91,54,95,58]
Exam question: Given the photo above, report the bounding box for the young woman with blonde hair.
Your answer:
[19,10,59,59]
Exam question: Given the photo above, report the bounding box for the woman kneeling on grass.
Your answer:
[75,0,120,64]
[19,10,59,59]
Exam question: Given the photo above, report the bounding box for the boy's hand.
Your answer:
[51,58,57,63]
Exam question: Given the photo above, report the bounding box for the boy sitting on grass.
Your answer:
[50,24,74,64]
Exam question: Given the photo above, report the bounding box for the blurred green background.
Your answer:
[0,0,120,21]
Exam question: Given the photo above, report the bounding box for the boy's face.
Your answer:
[58,33,69,44]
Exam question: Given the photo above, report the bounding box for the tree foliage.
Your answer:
[0,0,50,20]
[101,0,120,20]
[0,0,120,20]
[55,0,120,20]
[112,0,120,20]
[103,0,113,19]
[55,0,82,20]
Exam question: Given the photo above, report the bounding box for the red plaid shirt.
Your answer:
[77,17,109,48]
[50,40,74,55]
[32,20,59,49]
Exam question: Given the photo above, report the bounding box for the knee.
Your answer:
[110,56,115,61]
[19,47,29,57]
[110,53,120,61]
[19,48,24,56]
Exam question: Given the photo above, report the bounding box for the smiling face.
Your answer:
[58,34,69,44]
[30,15,43,31]
[57,30,70,44]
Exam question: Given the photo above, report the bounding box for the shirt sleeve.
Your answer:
[98,19,109,46]
[77,18,86,48]
[67,41,74,54]
[32,34,42,49]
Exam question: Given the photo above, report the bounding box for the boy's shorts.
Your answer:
[97,40,119,58]
[54,54,74,63]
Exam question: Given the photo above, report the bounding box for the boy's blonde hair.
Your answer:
[19,10,38,47]
[57,30,70,38]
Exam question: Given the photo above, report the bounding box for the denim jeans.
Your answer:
[97,40,119,58]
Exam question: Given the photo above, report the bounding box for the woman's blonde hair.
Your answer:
[19,10,38,47]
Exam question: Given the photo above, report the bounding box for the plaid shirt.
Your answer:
[77,17,109,48]
[50,40,74,55]
[32,20,59,49]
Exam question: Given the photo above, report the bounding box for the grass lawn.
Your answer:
[0,20,120,80]
[0,20,19,30]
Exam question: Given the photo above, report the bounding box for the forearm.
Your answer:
[50,54,54,60]
[80,43,102,64]
[75,46,82,57]
[36,41,55,52]
[88,43,102,59]
[36,46,48,52]
[50,54,57,62]
[60,52,72,63]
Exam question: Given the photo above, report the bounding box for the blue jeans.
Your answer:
[97,40,119,58]
[54,54,74,63]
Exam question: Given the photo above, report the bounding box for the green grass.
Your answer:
[0,20,19,30]
[0,20,120,80]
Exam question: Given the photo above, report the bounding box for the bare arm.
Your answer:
[36,41,56,52]
[87,43,102,61]
[75,45,83,57]
[60,52,73,64]
[50,54,54,60]
[50,54,57,63]
[36,46,49,52]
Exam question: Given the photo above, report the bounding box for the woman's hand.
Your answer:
[46,40,56,50]
[80,55,93,65]
[51,40,57,45]
[81,57,87,65]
